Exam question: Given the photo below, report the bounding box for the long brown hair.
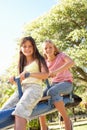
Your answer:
[18,36,48,73]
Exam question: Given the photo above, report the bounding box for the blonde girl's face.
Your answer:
[43,42,55,57]
[21,40,34,57]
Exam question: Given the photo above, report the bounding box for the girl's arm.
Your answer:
[19,64,49,80]
[49,55,74,77]
[28,72,49,80]
[28,60,49,80]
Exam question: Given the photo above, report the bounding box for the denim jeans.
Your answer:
[43,81,73,103]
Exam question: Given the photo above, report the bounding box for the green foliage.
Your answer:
[23,0,87,86]
[22,0,87,115]
[27,119,40,130]
[0,76,16,108]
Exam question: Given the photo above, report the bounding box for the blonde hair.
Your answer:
[42,40,60,59]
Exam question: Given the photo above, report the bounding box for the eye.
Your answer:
[28,45,33,48]
[45,47,47,50]
[23,45,27,48]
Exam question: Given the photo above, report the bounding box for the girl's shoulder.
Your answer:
[56,52,68,61]
[56,52,66,57]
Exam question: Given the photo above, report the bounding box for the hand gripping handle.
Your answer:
[14,72,30,99]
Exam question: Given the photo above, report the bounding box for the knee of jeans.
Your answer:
[52,95,63,103]
[47,89,56,96]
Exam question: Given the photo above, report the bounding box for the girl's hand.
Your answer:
[19,71,26,81]
[9,76,15,84]
[49,72,56,78]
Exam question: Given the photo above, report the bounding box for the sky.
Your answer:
[0,0,58,75]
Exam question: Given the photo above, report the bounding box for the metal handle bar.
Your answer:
[14,73,30,99]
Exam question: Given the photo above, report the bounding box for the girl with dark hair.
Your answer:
[1,36,49,130]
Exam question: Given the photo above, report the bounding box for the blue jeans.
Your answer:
[43,81,73,103]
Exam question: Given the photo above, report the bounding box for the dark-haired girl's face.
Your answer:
[21,40,34,57]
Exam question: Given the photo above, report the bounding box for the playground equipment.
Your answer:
[0,73,82,129]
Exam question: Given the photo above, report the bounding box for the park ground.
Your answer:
[7,115,87,130]
[8,121,87,130]
[48,117,87,130]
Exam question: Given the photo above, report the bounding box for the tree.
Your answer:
[23,0,87,97]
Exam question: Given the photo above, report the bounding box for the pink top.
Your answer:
[46,52,73,83]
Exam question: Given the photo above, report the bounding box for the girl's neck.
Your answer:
[47,55,56,62]
[26,56,35,65]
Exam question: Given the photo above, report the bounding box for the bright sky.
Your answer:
[0,0,58,75]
